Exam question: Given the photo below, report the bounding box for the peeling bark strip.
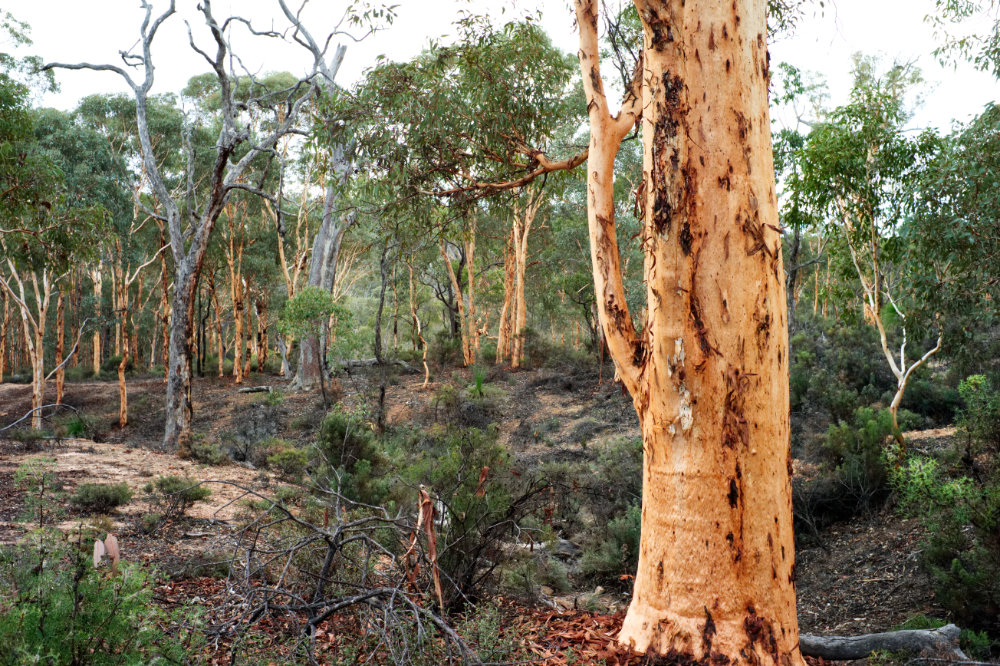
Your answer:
[575,0,801,662]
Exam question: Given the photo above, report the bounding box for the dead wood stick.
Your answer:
[800,624,967,661]
[237,386,272,393]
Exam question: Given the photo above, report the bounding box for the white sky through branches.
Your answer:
[11,0,999,131]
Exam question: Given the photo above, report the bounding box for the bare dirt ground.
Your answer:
[0,438,272,541]
[0,367,952,644]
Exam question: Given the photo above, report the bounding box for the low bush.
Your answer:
[146,476,211,516]
[376,423,544,608]
[0,530,200,663]
[958,374,1000,453]
[267,446,309,482]
[892,454,1000,635]
[429,331,464,367]
[312,407,387,505]
[54,413,107,441]
[72,482,133,514]
[101,354,134,374]
[188,437,229,466]
[579,502,641,584]
[793,407,919,539]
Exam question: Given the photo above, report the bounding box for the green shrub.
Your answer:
[312,407,387,504]
[821,407,912,509]
[793,407,912,537]
[580,502,641,584]
[150,476,212,516]
[188,437,229,466]
[893,452,1000,633]
[54,413,106,441]
[6,428,47,449]
[382,424,531,608]
[267,446,309,482]
[101,354,134,374]
[263,387,285,406]
[72,483,133,513]
[430,331,464,367]
[901,377,961,425]
[0,531,199,663]
[14,457,63,527]
[958,375,1000,452]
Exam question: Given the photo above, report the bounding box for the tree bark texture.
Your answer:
[575,0,802,661]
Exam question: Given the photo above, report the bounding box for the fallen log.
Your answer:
[800,624,967,661]
[237,386,272,394]
[335,358,416,373]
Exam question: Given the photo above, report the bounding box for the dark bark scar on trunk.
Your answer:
[722,364,751,449]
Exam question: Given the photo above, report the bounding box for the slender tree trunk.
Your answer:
[497,225,516,364]
[374,242,391,431]
[786,225,801,332]
[118,313,129,427]
[511,197,537,368]
[464,224,479,362]
[158,224,170,380]
[575,0,802,660]
[812,238,820,316]
[0,288,8,382]
[243,279,253,378]
[440,240,475,366]
[227,205,246,384]
[257,296,268,373]
[209,273,224,378]
[277,336,289,378]
[55,292,65,404]
[91,267,102,376]
[112,253,122,358]
[408,262,430,388]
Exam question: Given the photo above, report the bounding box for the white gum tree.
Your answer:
[574,0,803,660]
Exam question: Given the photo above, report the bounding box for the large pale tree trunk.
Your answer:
[165,259,198,456]
[575,0,802,661]
[290,149,354,391]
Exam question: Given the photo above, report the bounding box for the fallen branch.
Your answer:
[236,386,273,394]
[334,358,416,373]
[800,624,967,661]
[0,403,79,432]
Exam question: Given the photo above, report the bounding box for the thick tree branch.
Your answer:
[573,0,641,397]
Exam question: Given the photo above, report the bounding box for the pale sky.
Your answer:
[8,0,999,132]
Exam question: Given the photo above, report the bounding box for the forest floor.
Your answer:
[0,366,955,662]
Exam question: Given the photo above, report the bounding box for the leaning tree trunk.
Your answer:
[576,0,803,661]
